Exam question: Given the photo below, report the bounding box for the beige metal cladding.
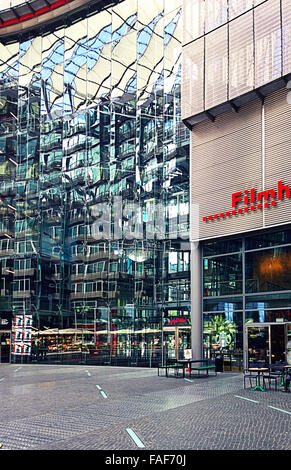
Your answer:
[182,0,205,45]
[182,0,291,122]
[265,87,291,227]
[282,0,291,75]
[254,0,282,88]
[205,25,228,110]
[229,10,254,100]
[190,98,263,241]
[204,0,228,34]
[182,38,204,119]
[228,0,253,20]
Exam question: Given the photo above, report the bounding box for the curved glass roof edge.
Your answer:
[0,0,123,44]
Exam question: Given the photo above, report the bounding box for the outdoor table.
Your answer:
[177,359,209,378]
[248,368,268,391]
[176,359,195,377]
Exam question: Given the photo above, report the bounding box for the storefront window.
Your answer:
[246,309,291,323]
[245,228,291,250]
[203,253,242,297]
[245,245,291,293]
[203,311,243,370]
[246,292,291,310]
[203,230,291,369]
[203,238,242,256]
[203,298,243,312]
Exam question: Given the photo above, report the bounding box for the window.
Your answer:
[168,251,190,273]
[14,259,31,270]
[85,283,93,293]
[0,239,13,252]
[109,263,117,273]
[245,246,291,293]
[15,241,36,254]
[203,254,243,297]
[14,279,30,291]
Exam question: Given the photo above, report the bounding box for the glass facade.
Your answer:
[0,0,190,366]
[203,227,291,370]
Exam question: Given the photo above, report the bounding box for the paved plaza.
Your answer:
[0,364,290,452]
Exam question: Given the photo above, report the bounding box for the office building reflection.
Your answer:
[0,0,190,366]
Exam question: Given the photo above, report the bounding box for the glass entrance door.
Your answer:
[163,327,176,360]
[177,326,191,359]
[246,323,288,367]
[0,332,11,363]
[163,326,191,360]
[246,326,269,366]
[270,324,286,363]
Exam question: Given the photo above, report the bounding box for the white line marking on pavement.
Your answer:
[96,385,101,390]
[184,378,192,383]
[126,428,145,448]
[0,378,4,382]
[235,395,259,404]
[268,406,291,416]
[100,390,107,399]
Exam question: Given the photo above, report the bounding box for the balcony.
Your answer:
[70,291,105,299]
[13,290,32,298]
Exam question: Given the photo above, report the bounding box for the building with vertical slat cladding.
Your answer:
[183,0,291,370]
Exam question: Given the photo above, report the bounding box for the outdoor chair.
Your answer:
[243,368,258,389]
[243,363,267,389]
[262,365,283,391]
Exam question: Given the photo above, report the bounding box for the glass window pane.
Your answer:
[203,254,242,297]
[246,292,291,310]
[245,246,291,293]
[204,298,243,312]
[203,311,243,364]
[203,238,242,256]
[245,228,291,250]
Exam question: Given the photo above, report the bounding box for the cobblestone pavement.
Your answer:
[0,364,290,451]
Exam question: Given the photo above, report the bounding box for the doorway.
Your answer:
[246,322,290,367]
[163,325,191,360]
[0,332,11,363]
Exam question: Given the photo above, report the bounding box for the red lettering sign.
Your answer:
[168,318,187,325]
[203,180,290,222]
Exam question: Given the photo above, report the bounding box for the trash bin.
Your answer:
[215,354,223,372]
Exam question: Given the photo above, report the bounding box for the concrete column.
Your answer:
[191,241,202,360]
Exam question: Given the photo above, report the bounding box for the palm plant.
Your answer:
[204,314,237,350]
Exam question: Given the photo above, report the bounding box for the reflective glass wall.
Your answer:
[0,0,190,365]
[203,227,291,370]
